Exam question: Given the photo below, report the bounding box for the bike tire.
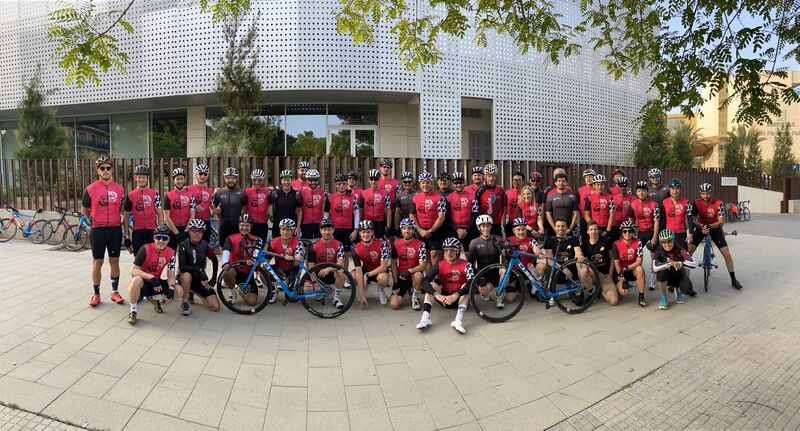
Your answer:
[216,262,274,315]
[64,224,89,251]
[742,207,751,222]
[703,244,711,292]
[27,220,49,244]
[469,263,526,323]
[300,262,357,318]
[550,259,600,315]
[209,228,219,250]
[42,219,67,246]
[0,219,17,242]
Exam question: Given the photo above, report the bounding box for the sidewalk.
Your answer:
[0,215,796,430]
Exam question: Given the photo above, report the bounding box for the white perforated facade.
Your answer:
[0,0,650,163]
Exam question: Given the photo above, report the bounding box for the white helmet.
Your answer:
[476,214,493,226]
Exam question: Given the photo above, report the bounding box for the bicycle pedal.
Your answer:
[282,299,288,306]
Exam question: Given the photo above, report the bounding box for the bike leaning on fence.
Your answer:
[216,240,356,317]
[469,239,601,323]
[42,206,74,246]
[64,212,92,251]
[700,229,737,292]
[0,207,48,243]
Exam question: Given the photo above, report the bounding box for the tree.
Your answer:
[743,127,765,174]
[287,131,326,157]
[13,68,69,160]
[722,125,747,172]
[669,123,699,169]
[772,123,797,177]
[633,100,671,168]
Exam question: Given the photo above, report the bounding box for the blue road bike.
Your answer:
[699,229,737,292]
[0,207,47,243]
[64,212,92,252]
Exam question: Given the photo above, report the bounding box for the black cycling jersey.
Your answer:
[213,187,247,226]
[178,238,218,280]
[396,190,417,221]
[467,236,501,269]
[581,236,611,274]
[544,235,580,264]
[545,190,579,228]
[269,187,302,225]
[533,187,546,206]
[648,184,670,206]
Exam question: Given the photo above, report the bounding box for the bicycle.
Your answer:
[736,200,751,222]
[0,207,48,243]
[42,206,74,246]
[208,217,219,249]
[216,240,355,317]
[699,229,737,292]
[469,238,600,323]
[64,213,92,251]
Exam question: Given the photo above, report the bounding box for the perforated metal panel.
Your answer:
[0,0,650,164]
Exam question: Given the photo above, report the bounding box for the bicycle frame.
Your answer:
[497,249,584,299]
[241,248,329,302]
[8,210,38,235]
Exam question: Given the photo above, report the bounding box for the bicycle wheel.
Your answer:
[42,220,67,246]
[209,228,219,249]
[300,263,357,318]
[216,262,274,315]
[742,207,751,222]
[550,259,600,314]
[0,219,17,242]
[703,244,711,292]
[469,263,526,323]
[27,220,49,244]
[64,224,89,251]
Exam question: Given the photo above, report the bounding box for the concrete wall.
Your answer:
[460,109,492,157]
[738,185,783,213]
[187,106,206,157]
[378,104,421,158]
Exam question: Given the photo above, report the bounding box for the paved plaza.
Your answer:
[0,215,798,430]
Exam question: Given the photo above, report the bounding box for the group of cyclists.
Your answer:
[81,155,743,332]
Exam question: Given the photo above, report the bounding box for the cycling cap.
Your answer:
[238,214,253,224]
[358,220,374,230]
[195,164,210,174]
[582,169,596,177]
[399,218,415,227]
[442,237,461,249]
[635,181,649,190]
[699,183,713,192]
[620,220,635,230]
[154,224,171,235]
[401,171,414,181]
[298,161,310,169]
[669,178,682,188]
[531,171,542,181]
[347,171,358,179]
[512,217,527,227]
[472,166,484,174]
[280,169,293,179]
[368,169,381,180]
[658,229,675,242]
[451,172,465,183]
[133,165,150,176]
[95,155,113,167]
[223,167,239,177]
[188,219,206,230]
[279,218,296,229]
[476,214,493,226]
[615,176,630,186]
[172,167,186,178]
[320,218,334,229]
[418,172,433,182]
[484,164,499,175]
[306,169,320,180]
[334,174,348,183]
[250,169,265,179]
[380,158,393,167]
[592,174,607,184]
[648,168,662,178]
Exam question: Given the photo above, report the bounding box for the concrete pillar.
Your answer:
[187,106,206,157]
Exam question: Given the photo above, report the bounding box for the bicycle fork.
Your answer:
[518,263,556,310]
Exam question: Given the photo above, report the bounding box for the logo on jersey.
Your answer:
[368,250,379,264]
[401,247,417,261]
[668,204,684,218]
[593,199,609,211]
[423,198,434,212]
[135,195,153,212]
[453,197,469,211]
[334,196,351,214]
[306,194,322,208]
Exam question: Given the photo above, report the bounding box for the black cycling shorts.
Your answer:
[301,223,321,240]
[674,233,688,249]
[186,272,216,298]
[219,224,238,251]
[690,227,727,249]
[554,263,579,284]
[656,268,694,294]
[421,228,447,251]
[231,270,259,294]
[333,228,354,251]
[131,229,153,256]
[638,231,655,251]
[168,226,186,251]
[393,277,411,296]
[614,270,638,283]
[251,223,269,243]
[434,295,460,309]
[371,221,387,239]
[89,226,123,260]
[142,278,171,298]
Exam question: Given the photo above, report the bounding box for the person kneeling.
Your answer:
[221,214,264,306]
[127,224,179,325]
[178,219,219,315]
[416,237,473,334]
[266,219,306,304]
[352,220,391,309]
[307,218,347,309]
[580,221,619,304]
[391,218,428,310]
[653,229,697,310]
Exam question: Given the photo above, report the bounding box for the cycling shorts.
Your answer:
[132,229,153,256]
[142,278,171,298]
[690,227,727,249]
[89,226,123,260]
[301,223,321,240]
[333,228,354,252]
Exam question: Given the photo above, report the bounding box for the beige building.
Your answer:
[694,71,800,168]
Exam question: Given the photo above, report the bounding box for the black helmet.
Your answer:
[238,214,253,224]
[380,158,393,167]
[347,171,358,179]
[669,178,682,189]
[172,167,186,178]
[154,224,171,236]
[320,218,334,229]
[334,174,348,183]
[438,171,450,180]
[451,172,465,183]
[472,166,484,174]
[133,165,150,176]
[368,169,381,180]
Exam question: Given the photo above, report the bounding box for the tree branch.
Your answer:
[87,0,135,44]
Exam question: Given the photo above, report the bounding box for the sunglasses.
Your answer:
[308,179,319,182]
[98,166,112,171]
[198,173,208,176]
[622,229,634,234]
[189,228,204,234]
[154,235,170,242]
[402,180,413,183]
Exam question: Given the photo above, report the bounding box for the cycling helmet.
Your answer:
[658,229,675,242]
[172,167,186,178]
[613,167,625,175]
[298,161,310,169]
[368,169,381,180]
[635,181,649,190]
[95,155,113,167]
[154,224,171,236]
[187,219,206,230]
[582,169,596,177]
[484,164,499,175]
[334,174,348,183]
[251,169,265,180]
[472,166,484,174]
[358,220,374,230]
[306,169,320,180]
[195,163,210,174]
[699,183,713,192]
[592,174,607,184]
[616,176,630,186]
[531,171,542,181]
[347,171,358,179]
[279,218,296,229]
[668,178,682,188]
[648,168,662,178]
[223,167,239,177]
[380,158,393,167]
[401,171,414,181]
[399,218,415,227]
[237,214,252,224]
[620,220,635,230]
[133,164,150,176]
[476,214,493,226]
[442,237,461,250]
[279,169,293,179]
[451,172,465,183]
[438,171,450,180]
[512,217,527,227]
[320,218,334,229]
[418,172,433,182]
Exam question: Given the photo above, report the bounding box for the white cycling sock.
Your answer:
[130,303,137,312]
[456,304,466,321]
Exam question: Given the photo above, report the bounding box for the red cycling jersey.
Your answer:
[613,238,643,269]
[301,187,328,225]
[353,239,390,272]
[187,184,213,221]
[437,259,473,295]
[473,185,507,225]
[412,191,447,229]
[662,197,692,233]
[629,199,660,232]
[226,233,262,273]
[612,193,635,227]
[609,185,620,196]
[577,185,594,205]
[349,187,363,202]
[165,188,195,227]
[694,198,724,226]
[292,178,310,192]
[326,193,359,229]
[360,188,390,222]
[464,184,481,196]
[245,186,270,223]
[378,177,399,207]
[393,237,426,273]
[506,188,520,217]
[585,192,615,227]
[445,190,473,229]
[82,180,125,227]
[516,201,541,229]
[126,188,161,230]
[509,235,538,267]
[267,236,304,272]
[310,238,344,264]
[137,243,175,278]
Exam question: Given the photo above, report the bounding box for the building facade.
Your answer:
[0,0,651,163]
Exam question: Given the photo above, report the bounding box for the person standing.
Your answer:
[245,169,270,242]
[188,164,213,243]
[299,169,328,239]
[124,164,164,255]
[268,170,303,239]
[163,168,195,250]
[212,167,248,249]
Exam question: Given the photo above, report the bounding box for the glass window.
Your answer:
[206,105,285,156]
[0,121,21,160]
[329,129,351,156]
[354,129,375,158]
[151,110,187,158]
[58,117,76,158]
[327,104,378,126]
[111,112,148,158]
[286,104,326,157]
[76,116,110,158]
